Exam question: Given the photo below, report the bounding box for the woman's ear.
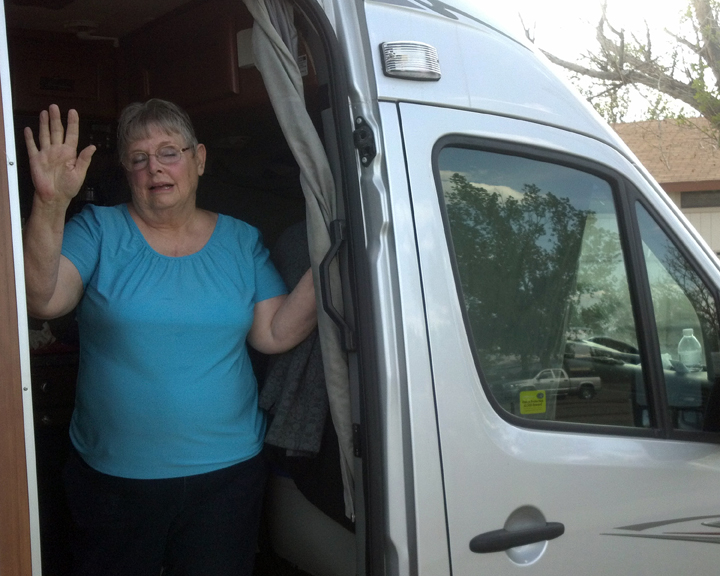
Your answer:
[195,143,207,176]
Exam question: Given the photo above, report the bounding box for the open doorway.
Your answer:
[4,0,358,573]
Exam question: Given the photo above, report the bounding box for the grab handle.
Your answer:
[319,220,355,351]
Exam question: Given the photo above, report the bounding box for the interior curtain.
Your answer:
[241,0,355,520]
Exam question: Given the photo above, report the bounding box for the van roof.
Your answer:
[364,0,642,166]
[366,0,531,46]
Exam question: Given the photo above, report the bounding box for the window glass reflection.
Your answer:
[636,204,720,431]
[438,147,649,427]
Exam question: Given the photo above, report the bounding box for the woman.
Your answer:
[23,99,317,576]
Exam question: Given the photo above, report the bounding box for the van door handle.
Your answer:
[469,522,564,553]
[319,219,355,351]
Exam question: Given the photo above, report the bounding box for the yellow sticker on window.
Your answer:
[519,390,547,415]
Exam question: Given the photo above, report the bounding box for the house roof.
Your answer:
[611,118,720,189]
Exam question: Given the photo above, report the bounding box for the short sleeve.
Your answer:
[61,206,102,287]
[251,229,287,303]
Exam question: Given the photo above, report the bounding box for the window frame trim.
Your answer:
[625,182,720,443]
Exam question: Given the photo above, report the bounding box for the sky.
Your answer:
[500,0,693,119]
[508,0,687,58]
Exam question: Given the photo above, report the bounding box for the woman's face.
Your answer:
[124,124,206,215]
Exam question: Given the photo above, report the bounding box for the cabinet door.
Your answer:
[123,0,267,110]
[400,102,720,575]
[8,30,117,117]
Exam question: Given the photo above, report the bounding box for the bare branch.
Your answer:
[538,0,720,131]
[691,0,720,89]
[586,82,625,101]
[519,13,535,44]
[665,28,702,55]
[541,51,618,80]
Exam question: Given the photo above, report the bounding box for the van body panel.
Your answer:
[400,100,720,574]
[363,1,621,147]
[365,0,525,44]
[375,101,451,576]
[319,0,379,111]
[345,94,451,575]
[360,0,720,273]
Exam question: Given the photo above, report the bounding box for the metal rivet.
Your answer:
[8,161,14,166]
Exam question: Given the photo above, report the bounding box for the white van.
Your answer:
[2,1,720,575]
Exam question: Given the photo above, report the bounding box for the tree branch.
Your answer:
[665,28,702,55]
[541,49,701,110]
[539,0,720,128]
[692,0,720,90]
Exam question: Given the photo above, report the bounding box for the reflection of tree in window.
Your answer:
[636,204,720,431]
[637,206,720,360]
[661,243,719,348]
[569,218,636,346]
[445,172,589,376]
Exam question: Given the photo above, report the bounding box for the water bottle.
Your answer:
[678,328,703,372]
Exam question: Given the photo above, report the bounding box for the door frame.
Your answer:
[0,4,42,575]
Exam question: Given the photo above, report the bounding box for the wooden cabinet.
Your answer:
[123,0,266,111]
[8,0,319,121]
[121,0,318,116]
[7,30,118,117]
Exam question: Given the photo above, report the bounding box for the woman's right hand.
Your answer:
[24,104,96,206]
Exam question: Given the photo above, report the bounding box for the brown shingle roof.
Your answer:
[611,118,720,185]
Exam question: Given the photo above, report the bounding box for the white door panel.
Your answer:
[400,101,720,574]
[369,102,451,576]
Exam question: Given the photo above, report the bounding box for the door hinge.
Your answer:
[353,116,376,167]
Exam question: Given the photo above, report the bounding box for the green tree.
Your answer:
[529,0,720,134]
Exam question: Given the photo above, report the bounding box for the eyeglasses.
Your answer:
[123,145,193,172]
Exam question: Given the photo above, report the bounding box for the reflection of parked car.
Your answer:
[498,368,601,400]
[626,362,709,429]
[567,338,710,429]
[565,339,640,367]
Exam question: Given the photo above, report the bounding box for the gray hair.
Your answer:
[117,99,198,160]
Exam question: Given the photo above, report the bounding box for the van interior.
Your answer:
[4,0,358,574]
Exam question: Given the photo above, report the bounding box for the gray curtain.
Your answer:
[241,0,354,520]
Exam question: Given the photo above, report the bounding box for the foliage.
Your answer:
[529,0,720,134]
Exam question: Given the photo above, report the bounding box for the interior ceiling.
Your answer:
[5,0,194,38]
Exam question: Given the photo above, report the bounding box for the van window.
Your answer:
[636,203,720,432]
[437,146,651,428]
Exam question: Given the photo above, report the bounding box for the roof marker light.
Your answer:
[380,41,441,81]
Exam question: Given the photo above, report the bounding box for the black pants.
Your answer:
[63,448,267,576]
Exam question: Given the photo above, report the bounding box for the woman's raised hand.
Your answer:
[24,105,96,206]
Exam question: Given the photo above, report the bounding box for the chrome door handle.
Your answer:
[469,522,564,553]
